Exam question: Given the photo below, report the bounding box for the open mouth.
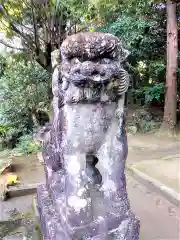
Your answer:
[61,58,127,104]
[61,65,129,104]
[61,58,121,86]
[62,78,120,104]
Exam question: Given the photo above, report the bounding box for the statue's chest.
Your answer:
[61,103,116,153]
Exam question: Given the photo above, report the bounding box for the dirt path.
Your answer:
[7,154,45,185]
[127,174,180,240]
[127,133,180,164]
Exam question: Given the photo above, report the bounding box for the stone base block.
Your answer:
[37,184,70,240]
[37,184,140,240]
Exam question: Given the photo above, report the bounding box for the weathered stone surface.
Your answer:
[37,32,140,239]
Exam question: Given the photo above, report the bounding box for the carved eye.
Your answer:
[75,69,80,74]
[92,69,98,75]
[100,72,105,76]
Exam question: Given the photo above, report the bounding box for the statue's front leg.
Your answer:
[64,153,93,228]
[96,96,140,239]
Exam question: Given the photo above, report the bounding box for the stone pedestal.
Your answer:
[37,175,139,239]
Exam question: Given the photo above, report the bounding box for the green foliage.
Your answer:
[132,83,164,104]
[0,55,6,77]
[14,134,40,155]
[97,9,167,108]
[0,54,51,137]
[86,0,121,22]
[144,83,164,103]
[0,0,96,70]
[97,15,165,60]
[148,60,166,82]
[126,107,161,133]
[127,120,158,134]
[0,124,10,137]
[138,119,158,133]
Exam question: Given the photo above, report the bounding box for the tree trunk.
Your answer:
[162,0,178,132]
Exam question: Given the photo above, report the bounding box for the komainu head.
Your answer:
[59,32,130,104]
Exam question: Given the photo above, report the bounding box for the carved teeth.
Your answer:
[73,87,84,101]
[100,92,109,102]
[83,88,92,100]
[93,75,101,82]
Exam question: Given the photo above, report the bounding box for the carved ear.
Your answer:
[51,49,61,68]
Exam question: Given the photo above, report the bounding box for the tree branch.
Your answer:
[0,1,54,71]
[0,4,35,49]
[30,0,40,49]
[0,39,25,50]
[75,26,88,34]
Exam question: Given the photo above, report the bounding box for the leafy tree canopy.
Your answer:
[0,53,50,136]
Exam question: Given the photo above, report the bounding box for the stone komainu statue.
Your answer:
[37,32,140,240]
